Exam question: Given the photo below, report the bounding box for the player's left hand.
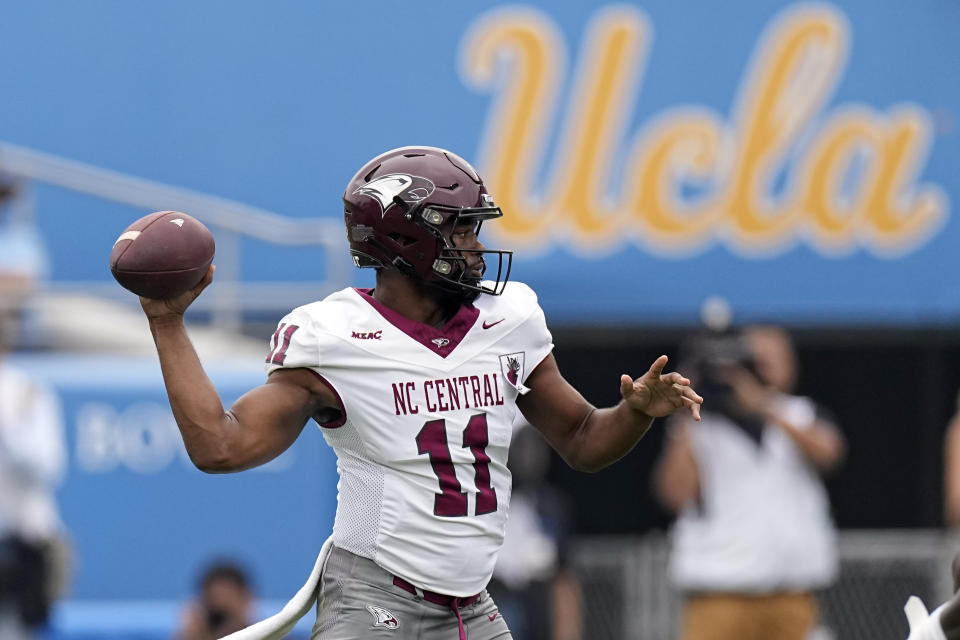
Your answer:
[621,355,703,421]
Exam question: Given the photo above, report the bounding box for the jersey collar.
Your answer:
[353,288,480,358]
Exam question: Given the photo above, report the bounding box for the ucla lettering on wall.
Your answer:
[463,4,945,257]
[1,1,954,326]
[458,2,954,324]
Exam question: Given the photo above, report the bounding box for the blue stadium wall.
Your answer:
[9,353,336,636]
[5,0,957,326]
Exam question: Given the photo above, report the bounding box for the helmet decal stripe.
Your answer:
[353,173,436,215]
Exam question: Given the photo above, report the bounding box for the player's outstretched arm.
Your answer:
[141,266,336,473]
[518,354,702,473]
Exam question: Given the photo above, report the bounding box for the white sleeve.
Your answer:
[774,395,817,431]
[519,299,553,386]
[506,282,554,394]
[264,306,322,374]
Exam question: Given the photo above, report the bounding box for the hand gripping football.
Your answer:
[110,211,215,299]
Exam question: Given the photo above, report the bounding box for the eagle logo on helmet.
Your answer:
[353,173,436,215]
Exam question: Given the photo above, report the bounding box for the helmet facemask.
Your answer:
[391,197,513,303]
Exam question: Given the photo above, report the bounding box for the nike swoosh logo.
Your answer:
[488,612,499,621]
[482,319,505,329]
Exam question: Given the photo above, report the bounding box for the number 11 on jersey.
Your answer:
[416,413,498,517]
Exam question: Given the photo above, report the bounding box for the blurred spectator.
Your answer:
[488,423,584,640]
[0,179,46,297]
[0,178,48,350]
[0,304,69,639]
[653,325,845,640]
[942,392,960,527]
[175,560,255,640]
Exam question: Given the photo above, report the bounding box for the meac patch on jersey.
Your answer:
[264,282,553,597]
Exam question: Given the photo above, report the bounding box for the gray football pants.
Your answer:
[311,545,513,640]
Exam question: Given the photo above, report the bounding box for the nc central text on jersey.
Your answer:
[392,374,506,416]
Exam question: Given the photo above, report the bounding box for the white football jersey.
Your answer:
[265,281,553,596]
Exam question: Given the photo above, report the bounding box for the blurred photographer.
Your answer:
[175,561,255,640]
[653,322,845,640]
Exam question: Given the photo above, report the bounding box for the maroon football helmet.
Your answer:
[343,146,512,301]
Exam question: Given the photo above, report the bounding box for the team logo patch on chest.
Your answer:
[367,604,400,630]
[499,352,529,394]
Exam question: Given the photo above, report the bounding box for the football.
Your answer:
[110,211,215,299]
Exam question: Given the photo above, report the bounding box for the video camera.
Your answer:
[678,328,766,438]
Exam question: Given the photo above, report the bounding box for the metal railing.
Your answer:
[0,141,351,330]
[570,530,957,640]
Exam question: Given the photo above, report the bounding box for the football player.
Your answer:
[138,146,702,640]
